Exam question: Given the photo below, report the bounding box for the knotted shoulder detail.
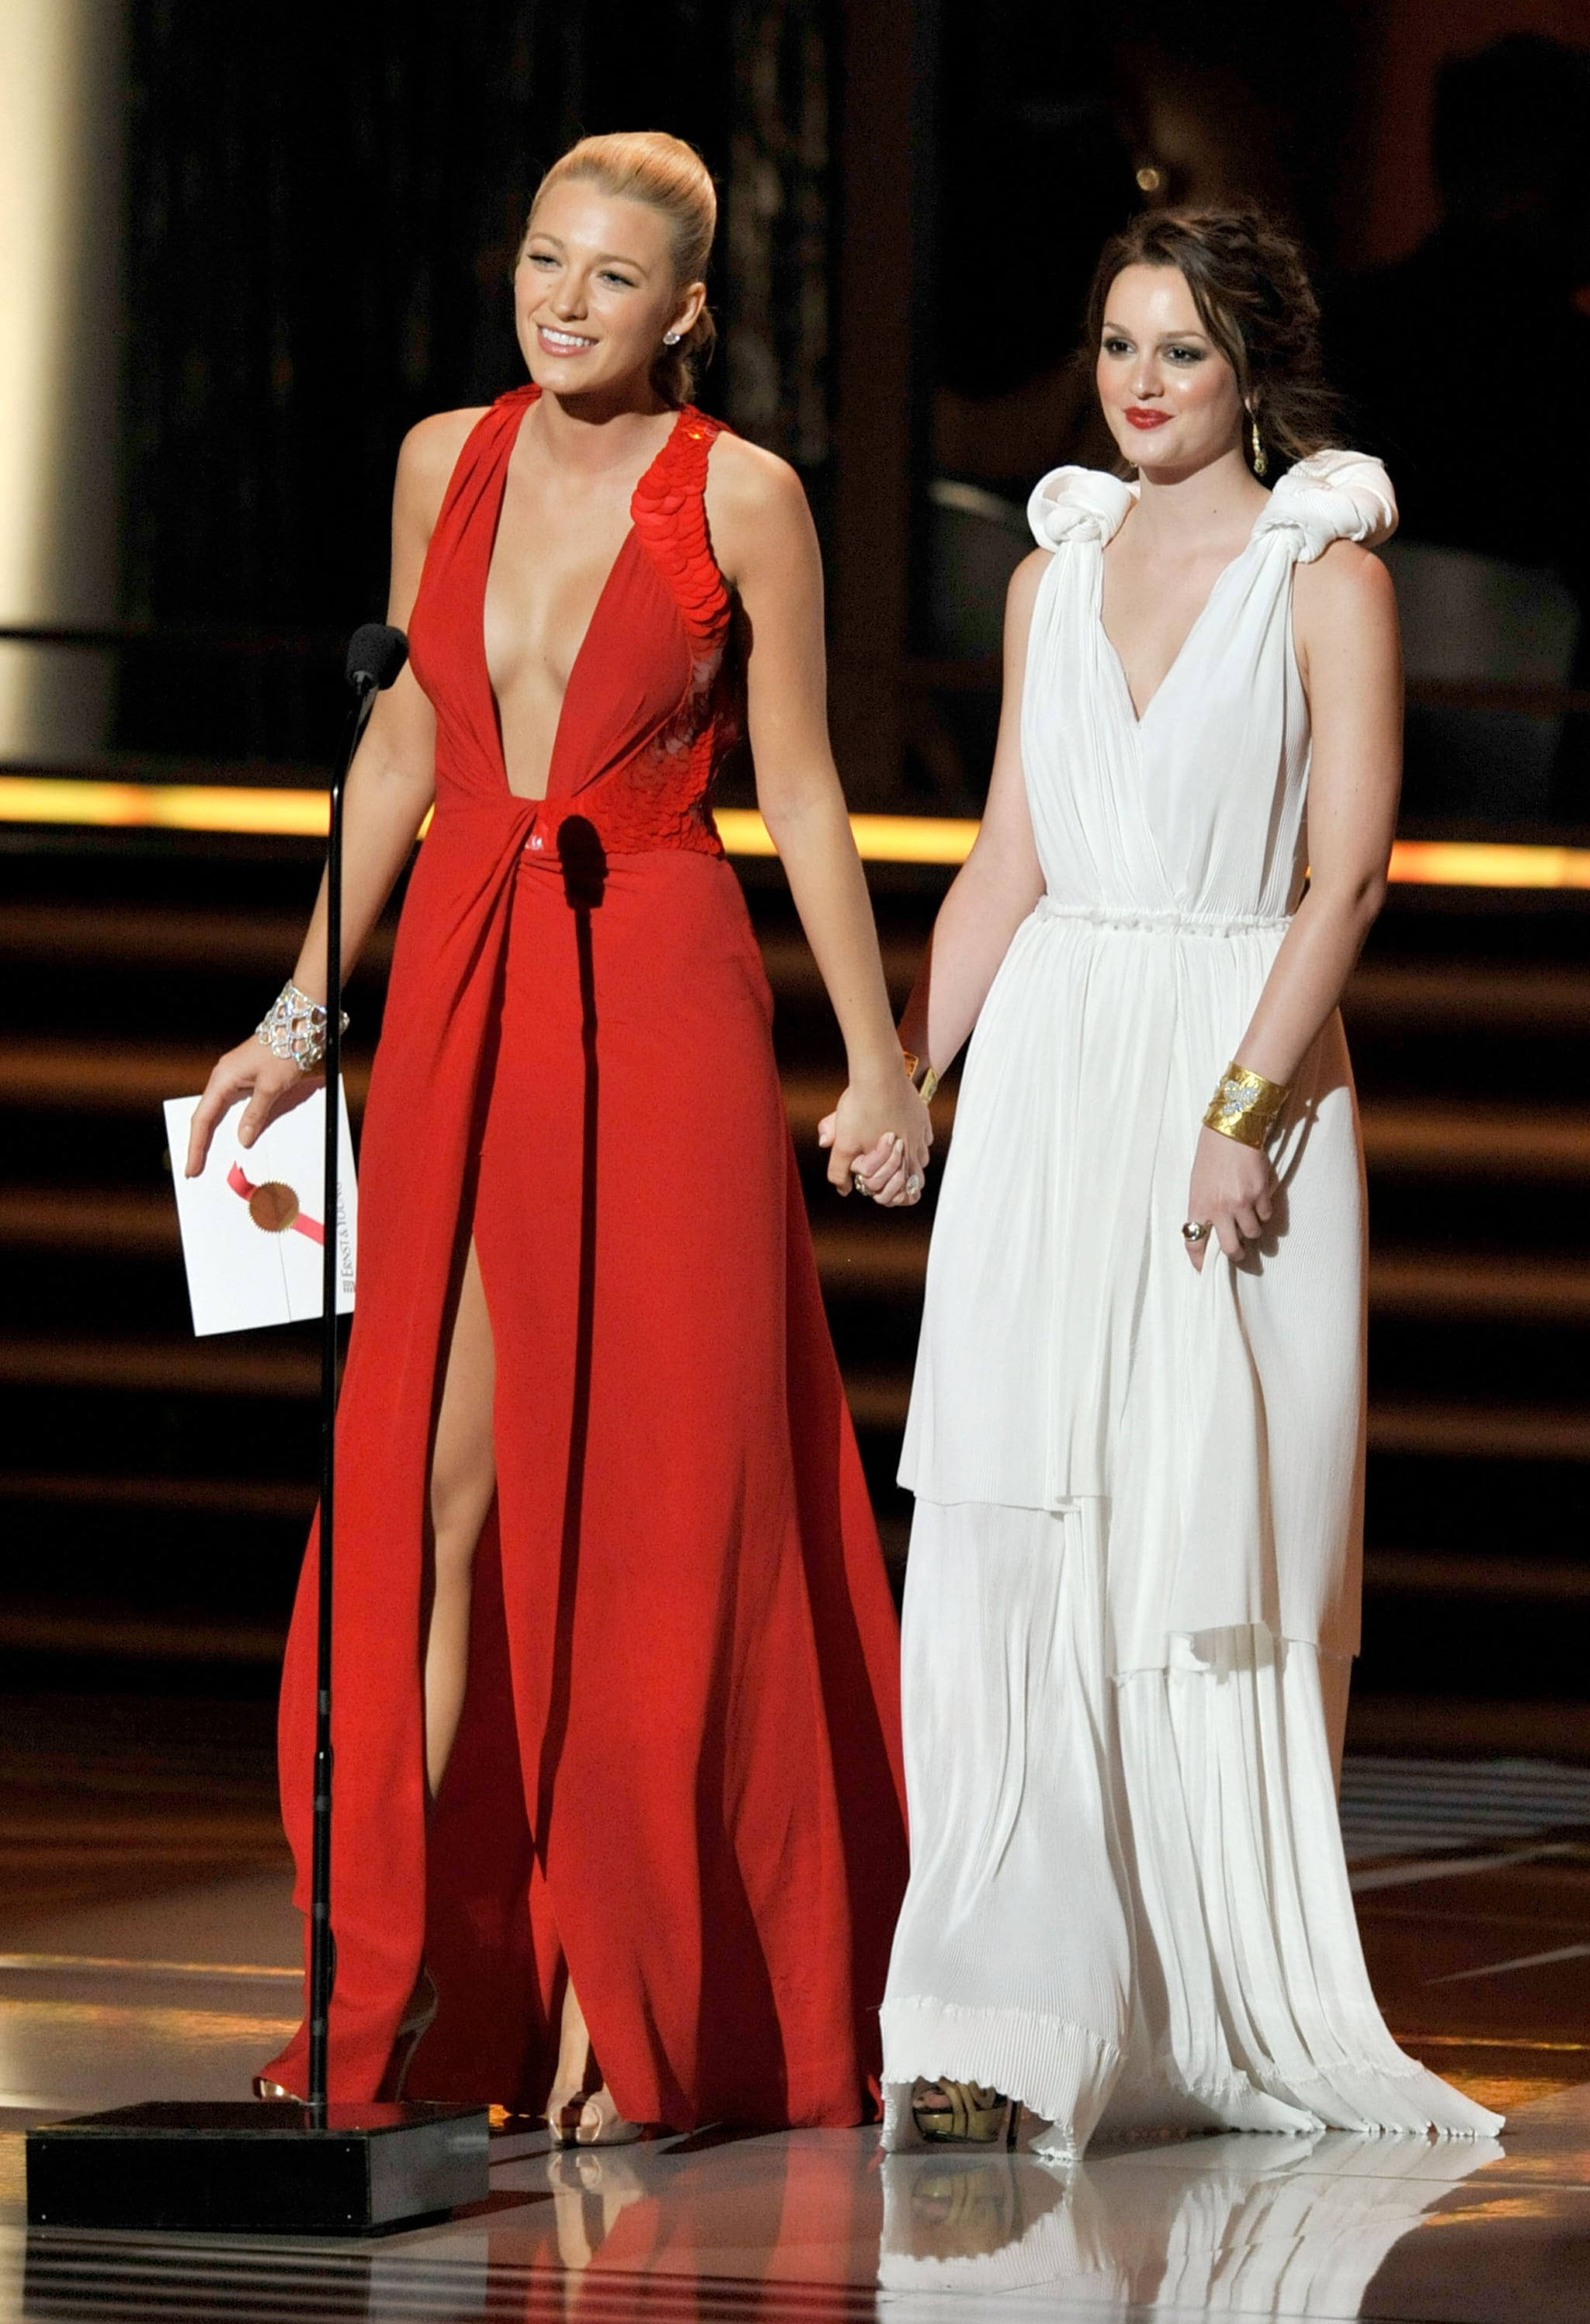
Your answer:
[632,407,732,654]
[1251,448,1397,562]
[1027,465,1137,550]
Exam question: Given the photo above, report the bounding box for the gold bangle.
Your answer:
[901,1047,939,1105]
[1203,1060,1289,1149]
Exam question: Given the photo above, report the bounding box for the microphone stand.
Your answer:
[306,663,375,2115]
[26,626,491,2238]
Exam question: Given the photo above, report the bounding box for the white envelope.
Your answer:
[164,1087,358,1337]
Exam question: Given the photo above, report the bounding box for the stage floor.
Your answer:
[6,2076,1590,2322]
[4,1698,1590,2320]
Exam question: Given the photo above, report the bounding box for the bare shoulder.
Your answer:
[1008,546,1050,612]
[1003,548,1050,650]
[706,428,808,518]
[1293,538,1397,636]
[394,407,488,518]
[704,432,814,582]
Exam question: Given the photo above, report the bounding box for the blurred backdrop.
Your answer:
[2,1,1588,1775]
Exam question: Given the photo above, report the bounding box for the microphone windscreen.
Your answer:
[345,623,409,692]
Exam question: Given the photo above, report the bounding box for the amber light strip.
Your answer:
[2,778,1589,887]
[1386,839,1590,891]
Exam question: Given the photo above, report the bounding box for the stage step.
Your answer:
[1,838,1585,1722]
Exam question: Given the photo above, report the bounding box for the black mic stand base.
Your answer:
[26,2099,490,2237]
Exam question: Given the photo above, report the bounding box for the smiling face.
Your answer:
[515,179,704,405]
[1095,263,1247,479]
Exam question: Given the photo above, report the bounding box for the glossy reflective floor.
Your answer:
[5,1698,1590,2322]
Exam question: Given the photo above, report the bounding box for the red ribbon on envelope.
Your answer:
[227,1162,325,1244]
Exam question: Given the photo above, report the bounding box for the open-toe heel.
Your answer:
[547,2084,643,2148]
[911,2079,1019,2147]
[384,1965,440,2100]
[255,1965,436,2103]
[546,2077,643,2148]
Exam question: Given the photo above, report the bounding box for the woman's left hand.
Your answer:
[818,1074,932,1207]
[1182,1126,1273,1269]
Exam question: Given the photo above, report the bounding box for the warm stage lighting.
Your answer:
[0,0,125,759]
[2,778,1589,889]
[1385,839,1590,890]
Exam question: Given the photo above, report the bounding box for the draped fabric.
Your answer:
[901,450,1400,1668]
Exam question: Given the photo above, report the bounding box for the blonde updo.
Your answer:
[527,131,718,407]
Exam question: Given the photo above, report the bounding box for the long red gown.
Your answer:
[260,387,909,2125]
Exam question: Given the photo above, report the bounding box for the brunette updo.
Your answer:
[526,131,717,407]
[1084,208,1338,474]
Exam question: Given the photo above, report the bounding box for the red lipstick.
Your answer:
[1124,407,1171,430]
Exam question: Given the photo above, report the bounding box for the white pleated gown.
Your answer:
[881,450,1501,2156]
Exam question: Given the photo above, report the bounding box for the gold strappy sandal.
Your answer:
[911,2078,1019,2146]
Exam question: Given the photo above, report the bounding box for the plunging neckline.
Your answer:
[1097,501,1267,728]
[481,393,691,801]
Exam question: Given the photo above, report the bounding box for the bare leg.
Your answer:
[549,1979,641,2147]
[423,1240,498,1800]
[425,1244,630,2137]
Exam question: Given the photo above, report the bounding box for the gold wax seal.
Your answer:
[248,1181,300,1233]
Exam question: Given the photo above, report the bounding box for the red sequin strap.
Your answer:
[630,408,731,653]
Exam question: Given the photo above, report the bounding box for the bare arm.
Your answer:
[1185,541,1401,1263]
[895,553,1048,1076]
[707,437,929,1196]
[186,409,479,1174]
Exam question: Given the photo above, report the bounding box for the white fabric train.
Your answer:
[882,450,1503,2152]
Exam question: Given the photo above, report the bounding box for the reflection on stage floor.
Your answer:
[6,2089,1590,2322]
[4,1696,1590,2320]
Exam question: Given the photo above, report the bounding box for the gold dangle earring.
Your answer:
[1248,409,1268,480]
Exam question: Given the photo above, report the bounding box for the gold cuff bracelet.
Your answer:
[1203,1060,1289,1149]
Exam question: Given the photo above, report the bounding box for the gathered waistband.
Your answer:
[1035,897,1293,938]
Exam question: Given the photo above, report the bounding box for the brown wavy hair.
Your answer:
[526,131,717,407]
[1084,208,1338,474]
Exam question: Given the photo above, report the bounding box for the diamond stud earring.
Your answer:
[663,329,682,346]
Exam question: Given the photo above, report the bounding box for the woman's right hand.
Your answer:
[185,1037,321,1178]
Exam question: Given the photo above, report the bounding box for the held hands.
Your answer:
[1182,1124,1273,1271]
[817,1067,932,1209]
[184,1037,319,1179]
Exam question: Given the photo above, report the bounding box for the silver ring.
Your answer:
[906,1174,922,1195]
[852,1171,870,1196]
[1181,1219,1211,1244]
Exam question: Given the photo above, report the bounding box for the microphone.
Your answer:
[345,622,408,695]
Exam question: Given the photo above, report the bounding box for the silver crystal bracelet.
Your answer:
[255,980,349,1073]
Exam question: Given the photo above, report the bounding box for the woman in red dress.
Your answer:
[188,131,925,2139]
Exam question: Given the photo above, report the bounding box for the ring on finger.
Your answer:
[852,1170,870,1197]
[906,1174,922,1195]
[1181,1219,1212,1244]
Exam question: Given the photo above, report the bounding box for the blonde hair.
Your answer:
[527,131,717,406]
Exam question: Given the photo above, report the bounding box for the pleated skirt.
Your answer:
[879,1499,1503,2155]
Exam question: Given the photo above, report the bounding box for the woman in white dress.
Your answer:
[865,209,1502,2156]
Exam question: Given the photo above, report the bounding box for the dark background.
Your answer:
[2,1,1588,1760]
[113,0,1590,827]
